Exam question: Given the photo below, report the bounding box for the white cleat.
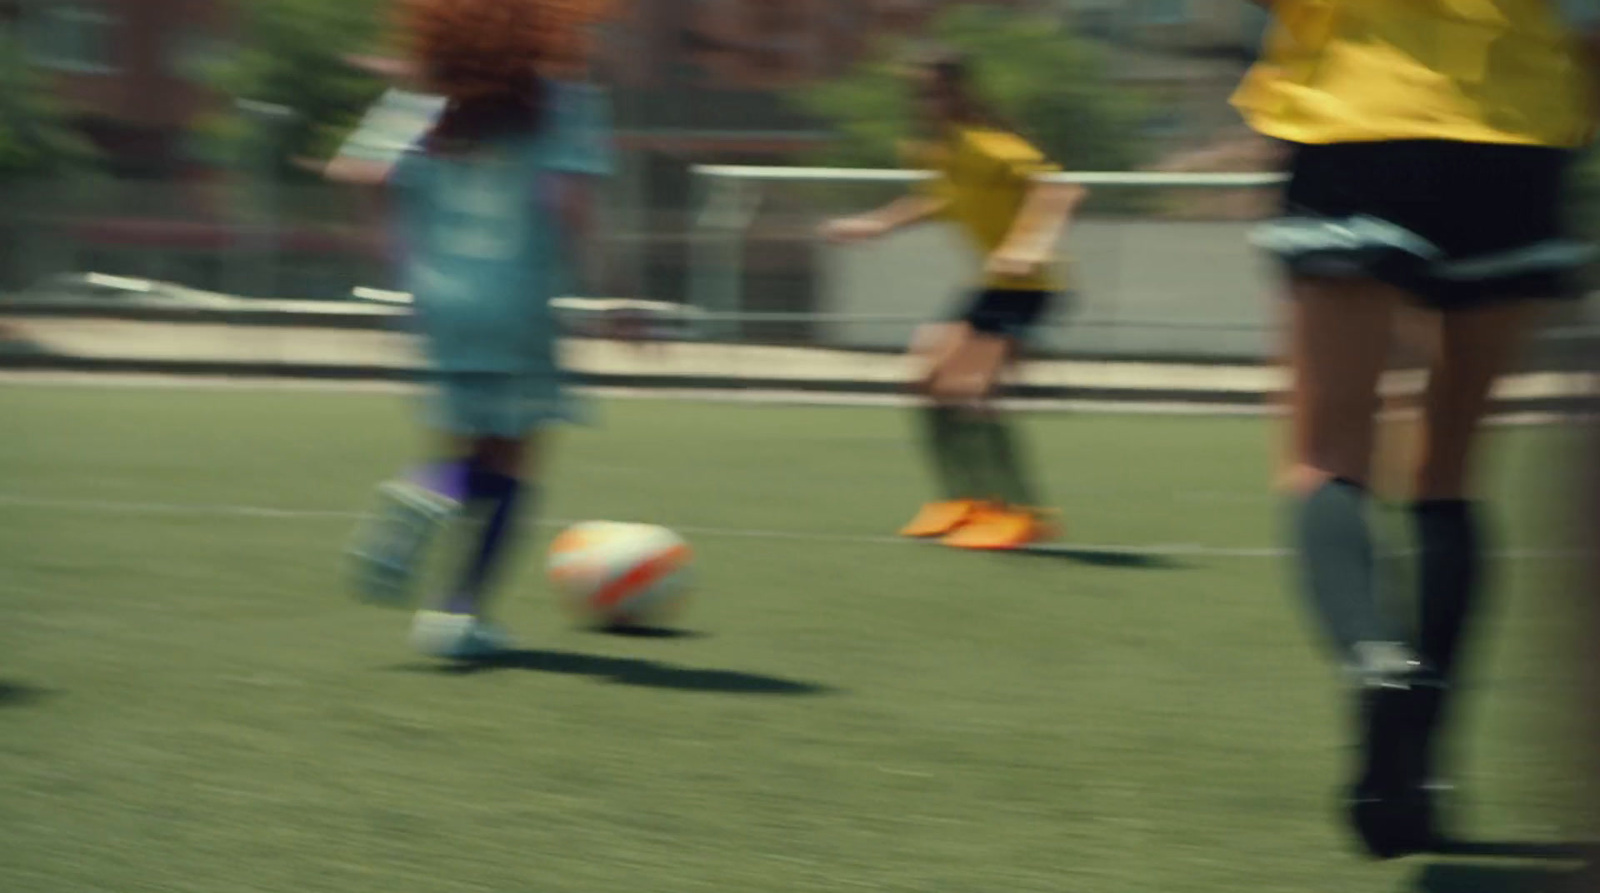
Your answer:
[410,610,516,661]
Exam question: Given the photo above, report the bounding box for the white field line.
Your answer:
[0,372,1589,424]
[0,493,1585,562]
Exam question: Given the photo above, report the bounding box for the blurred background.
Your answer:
[4,0,1293,363]
[0,0,1591,368]
[2,3,1599,892]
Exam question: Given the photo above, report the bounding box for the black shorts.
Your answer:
[955,288,1057,340]
[1256,141,1593,309]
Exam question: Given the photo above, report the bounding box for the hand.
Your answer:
[820,217,890,243]
[323,156,392,187]
[984,250,1046,281]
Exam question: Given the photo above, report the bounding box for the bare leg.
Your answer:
[1415,304,1539,500]
[1283,278,1397,494]
[1373,308,1442,503]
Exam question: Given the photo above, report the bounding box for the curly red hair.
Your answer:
[398,0,620,150]
[401,0,620,97]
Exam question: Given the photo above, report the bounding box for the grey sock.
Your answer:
[919,405,978,499]
[970,413,1041,507]
[1295,478,1406,667]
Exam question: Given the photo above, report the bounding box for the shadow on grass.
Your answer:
[594,625,708,640]
[1434,841,1594,861]
[1011,544,1188,570]
[0,681,53,708]
[402,650,832,695]
[1411,840,1595,893]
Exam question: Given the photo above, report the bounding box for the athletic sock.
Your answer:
[970,413,1041,509]
[446,466,527,616]
[1294,478,1407,670]
[919,405,979,500]
[408,460,470,503]
[1413,500,1482,685]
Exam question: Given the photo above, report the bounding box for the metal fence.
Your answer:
[686,165,1599,364]
[3,165,1596,372]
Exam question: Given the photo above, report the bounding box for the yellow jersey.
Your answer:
[915,127,1063,292]
[1233,0,1596,148]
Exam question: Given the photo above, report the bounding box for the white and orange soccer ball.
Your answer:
[546,522,693,628]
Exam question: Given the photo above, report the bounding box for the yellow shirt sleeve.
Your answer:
[959,129,1059,183]
[944,128,1065,292]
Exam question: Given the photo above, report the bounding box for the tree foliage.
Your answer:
[791,5,1149,172]
[193,0,389,178]
[0,34,100,180]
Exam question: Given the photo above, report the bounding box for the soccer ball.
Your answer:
[547,522,693,628]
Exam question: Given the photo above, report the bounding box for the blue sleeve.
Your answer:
[544,81,616,177]
[386,149,428,269]
[388,146,426,197]
[337,89,445,166]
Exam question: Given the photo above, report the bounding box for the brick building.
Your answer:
[600,0,1267,157]
[4,0,226,175]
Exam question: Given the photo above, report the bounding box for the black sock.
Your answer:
[447,465,526,616]
[919,406,977,500]
[970,413,1041,508]
[1294,478,1405,668]
[1413,500,1482,684]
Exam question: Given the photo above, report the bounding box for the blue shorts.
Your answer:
[426,372,578,438]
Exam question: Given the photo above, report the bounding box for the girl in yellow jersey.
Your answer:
[822,53,1086,550]
[1237,0,1599,859]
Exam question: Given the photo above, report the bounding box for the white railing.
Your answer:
[691,165,1288,187]
[687,164,1291,346]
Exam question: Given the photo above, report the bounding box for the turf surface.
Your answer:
[0,384,1592,893]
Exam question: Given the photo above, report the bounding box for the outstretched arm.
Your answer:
[320,88,445,186]
[820,194,950,243]
[986,181,1088,281]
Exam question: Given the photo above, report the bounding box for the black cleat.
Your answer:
[1343,648,1448,859]
[1349,783,1438,859]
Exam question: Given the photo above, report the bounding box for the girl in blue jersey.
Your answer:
[337,0,613,660]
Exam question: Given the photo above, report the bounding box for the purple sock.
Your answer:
[446,468,526,616]
[408,461,470,502]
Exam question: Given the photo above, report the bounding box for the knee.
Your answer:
[1281,463,1338,497]
[1413,460,1470,502]
[474,437,530,478]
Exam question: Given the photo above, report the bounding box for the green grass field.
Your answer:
[0,383,1592,893]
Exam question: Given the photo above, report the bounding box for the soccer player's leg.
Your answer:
[1372,308,1440,504]
[1257,140,1463,858]
[345,380,474,607]
[1401,299,1543,835]
[346,463,465,606]
[900,322,985,537]
[411,373,566,660]
[1280,276,1443,858]
[936,291,1059,550]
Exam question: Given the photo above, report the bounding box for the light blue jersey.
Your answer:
[338,89,448,166]
[390,81,614,378]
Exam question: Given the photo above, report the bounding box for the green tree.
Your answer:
[194,0,388,179]
[791,4,1149,172]
[0,34,100,180]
